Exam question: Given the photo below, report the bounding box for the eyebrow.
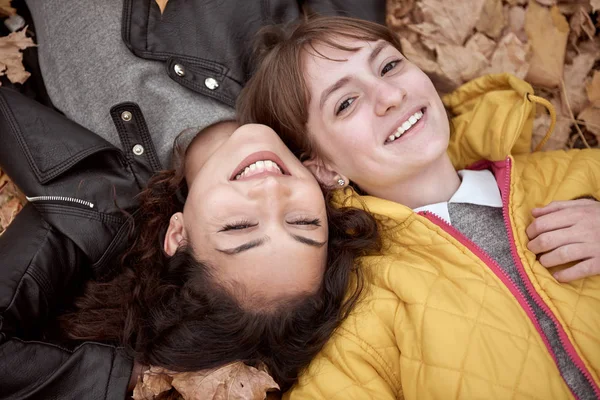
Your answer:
[318,41,390,111]
[319,76,351,110]
[216,234,326,255]
[368,41,389,64]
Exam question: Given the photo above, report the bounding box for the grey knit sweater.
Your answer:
[25,0,235,168]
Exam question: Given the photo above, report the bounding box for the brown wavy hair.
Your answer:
[59,162,380,391]
[237,16,403,161]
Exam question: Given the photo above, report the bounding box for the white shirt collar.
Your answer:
[413,169,502,225]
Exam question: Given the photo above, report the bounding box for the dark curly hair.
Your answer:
[59,162,380,392]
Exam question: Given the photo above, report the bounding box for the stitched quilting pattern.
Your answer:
[287,150,600,400]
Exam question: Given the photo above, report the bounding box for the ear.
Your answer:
[164,212,187,256]
[302,155,348,188]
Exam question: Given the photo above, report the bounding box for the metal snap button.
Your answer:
[174,64,185,77]
[121,111,132,121]
[204,77,219,90]
[132,144,144,156]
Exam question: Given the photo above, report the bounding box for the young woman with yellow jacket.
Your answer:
[238,16,600,399]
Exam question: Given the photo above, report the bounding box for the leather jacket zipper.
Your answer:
[26,195,95,209]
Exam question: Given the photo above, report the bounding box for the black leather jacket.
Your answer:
[0,1,384,398]
[0,88,155,400]
[123,0,385,107]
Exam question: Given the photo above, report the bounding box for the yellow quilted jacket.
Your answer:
[286,74,600,399]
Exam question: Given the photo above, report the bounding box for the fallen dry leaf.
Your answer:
[562,53,597,115]
[466,33,497,60]
[400,37,443,74]
[0,169,26,235]
[414,0,486,45]
[569,5,596,46]
[0,0,15,18]
[476,0,506,39]
[506,5,528,43]
[557,2,584,15]
[0,197,23,234]
[172,363,279,400]
[587,70,600,103]
[154,0,168,14]
[533,111,573,150]
[525,2,569,88]
[133,363,279,400]
[0,27,36,85]
[386,0,416,28]
[388,0,598,150]
[578,103,600,136]
[133,366,175,400]
[436,44,489,85]
[484,33,530,79]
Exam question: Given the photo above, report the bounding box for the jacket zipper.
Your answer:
[26,195,95,209]
[498,157,600,398]
[419,156,600,399]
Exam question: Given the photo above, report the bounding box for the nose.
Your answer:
[374,81,406,116]
[246,176,292,201]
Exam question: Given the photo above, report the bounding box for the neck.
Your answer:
[363,155,461,209]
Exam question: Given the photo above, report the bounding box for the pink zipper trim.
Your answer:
[419,157,600,398]
[493,157,600,398]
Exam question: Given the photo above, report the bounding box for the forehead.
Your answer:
[302,39,393,75]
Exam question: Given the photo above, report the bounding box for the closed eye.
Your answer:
[289,217,321,227]
[219,220,258,232]
[381,59,402,76]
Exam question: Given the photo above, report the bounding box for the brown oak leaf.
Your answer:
[171,362,279,400]
[586,70,600,103]
[506,5,528,43]
[484,33,530,79]
[569,5,596,46]
[386,0,415,28]
[590,0,600,12]
[534,0,556,5]
[154,0,168,14]
[475,0,506,39]
[578,103,600,137]
[0,27,36,85]
[525,2,570,88]
[133,363,279,400]
[133,366,175,400]
[533,109,572,151]
[0,0,15,18]
[465,32,497,60]
[411,0,486,46]
[0,197,23,235]
[562,53,597,116]
[0,169,25,235]
[436,44,489,86]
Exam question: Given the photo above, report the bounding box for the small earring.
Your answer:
[174,216,178,220]
[337,178,345,186]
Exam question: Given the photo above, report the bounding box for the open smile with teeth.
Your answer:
[386,109,424,143]
[234,160,283,180]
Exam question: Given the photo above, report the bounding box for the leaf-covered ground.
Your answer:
[1,0,599,235]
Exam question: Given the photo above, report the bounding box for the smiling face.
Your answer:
[303,38,451,195]
[165,123,328,306]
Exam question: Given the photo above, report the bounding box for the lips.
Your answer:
[384,106,427,144]
[230,150,290,181]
